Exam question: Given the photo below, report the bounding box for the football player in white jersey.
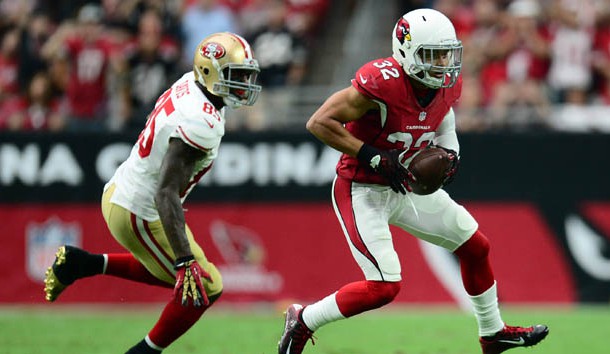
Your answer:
[44,32,261,353]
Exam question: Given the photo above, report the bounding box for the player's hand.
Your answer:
[173,256,212,307]
[435,145,460,186]
[357,144,414,194]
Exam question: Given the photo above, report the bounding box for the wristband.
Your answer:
[357,143,381,167]
[174,255,195,269]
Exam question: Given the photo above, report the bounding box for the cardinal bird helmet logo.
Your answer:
[395,18,412,44]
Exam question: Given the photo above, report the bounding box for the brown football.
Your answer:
[407,147,452,195]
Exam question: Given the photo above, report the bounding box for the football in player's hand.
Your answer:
[407,147,454,195]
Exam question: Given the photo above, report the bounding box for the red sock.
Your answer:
[105,253,171,288]
[454,229,495,295]
[335,280,401,317]
[148,299,208,348]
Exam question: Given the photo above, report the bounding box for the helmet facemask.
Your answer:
[409,41,462,89]
[214,62,261,108]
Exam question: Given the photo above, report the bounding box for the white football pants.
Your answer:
[331,176,478,282]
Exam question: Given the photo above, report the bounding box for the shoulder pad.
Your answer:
[175,114,223,151]
[351,57,404,101]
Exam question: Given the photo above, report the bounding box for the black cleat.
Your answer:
[278,304,315,354]
[480,324,549,354]
[44,245,92,302]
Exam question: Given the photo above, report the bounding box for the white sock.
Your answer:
[301,292,345,332]
[144,335,164,351]
[469,282,505,337]
[102,254,108,274]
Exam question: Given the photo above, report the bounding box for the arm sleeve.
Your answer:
[434,108,460,155]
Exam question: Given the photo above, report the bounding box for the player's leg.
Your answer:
[307,178,403,319]
[279,178,402,354]
[454,230,548,353]
[44,186,171,302]
[100,186,177,288]
[126,223,223,353]
[100,184,223,352]
[46,184,223,352]
[391,190,504,333]
[392,190,548,353]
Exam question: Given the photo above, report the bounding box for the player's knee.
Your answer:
[208,291,222,305]
[455,229,490,260]
[366,280,401,306]
[204,264,224,298]
[377,248,402,278]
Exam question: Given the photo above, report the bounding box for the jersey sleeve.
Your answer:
[350,58,402,102]
[172,115,221,151]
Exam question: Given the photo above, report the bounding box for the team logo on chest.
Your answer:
[418,111,427,121]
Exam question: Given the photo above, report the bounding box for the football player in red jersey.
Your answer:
[43,32,261,354]
[278,9,548,354]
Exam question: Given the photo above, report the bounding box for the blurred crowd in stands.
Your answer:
[2,0,610,133]
[0,0,323,133]
[430,0,610,132]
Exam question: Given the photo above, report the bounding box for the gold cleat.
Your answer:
[43,246,69,302]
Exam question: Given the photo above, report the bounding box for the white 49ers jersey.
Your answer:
[105,71,225,221]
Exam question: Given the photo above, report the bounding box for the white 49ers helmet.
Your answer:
[392,9,462,89]
[193,32,262,108]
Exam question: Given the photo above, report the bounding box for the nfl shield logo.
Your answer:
[419,111,427,121]
[26,217,81,282]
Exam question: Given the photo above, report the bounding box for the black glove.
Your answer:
[357,144,414,194]
[173,255,212,307]
[435,145,460,187]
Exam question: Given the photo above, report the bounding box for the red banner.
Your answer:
[0,202,579,304]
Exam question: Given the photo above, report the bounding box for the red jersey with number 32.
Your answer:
[105,72,224,221]
[337,56,461,185]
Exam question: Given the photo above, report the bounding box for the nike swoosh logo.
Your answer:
[204,118,214,128]
[359,74,367,84]
[498,338,525,345]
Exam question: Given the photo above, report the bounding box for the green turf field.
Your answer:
[1,304,608,353]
